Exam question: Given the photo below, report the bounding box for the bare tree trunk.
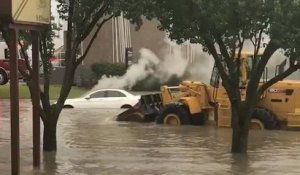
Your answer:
[43,111,58,151]
[43,125,57,151]
[43,151,57,173]
[231,102,251,153]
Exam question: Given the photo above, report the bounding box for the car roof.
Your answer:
[83,89,134,96]
[91,89,128,92]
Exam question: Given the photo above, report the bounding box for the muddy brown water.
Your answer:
[1,100,300,175]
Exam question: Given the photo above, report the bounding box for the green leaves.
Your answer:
[119,0,300,60]
[270,0,300,59]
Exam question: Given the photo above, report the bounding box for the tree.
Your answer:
[40,0,119,151]
[0,16,60,149]
[1,0,127,151]
[121,0,300,153]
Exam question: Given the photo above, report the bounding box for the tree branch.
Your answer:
[55,0,76,112]
[39,106,46,123]
[79,1,105,30]
[39,32,51,110]
[258,64,300,96]
[214,34,235,77]
[64,0,75,65]
[25,81,46,122]
[77,0,110,42]
[210,41,241,106]
[255,28,263,56]
[255,40,279,80]
[75,15,113,67]
[245,39,279,107]
[249,28,264,74]
[236,38,245,59]
[250,37,255,46]
[18,40,32,80]
[204,38,231,93]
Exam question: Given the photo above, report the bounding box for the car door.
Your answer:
[86,90,107,108]
[103,90,127,108]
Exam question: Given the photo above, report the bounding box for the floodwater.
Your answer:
[1,100,300,175]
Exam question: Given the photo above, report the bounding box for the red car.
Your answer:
[0,59,27,85]
[0,41,29,85]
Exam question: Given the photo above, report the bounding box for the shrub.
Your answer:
[91,63,126,79]
[75,66,97,89]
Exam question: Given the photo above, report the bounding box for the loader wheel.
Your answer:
[0,70,8,85]
[250,119,265,130]
[251,108,280,130]
[156,102,190,125]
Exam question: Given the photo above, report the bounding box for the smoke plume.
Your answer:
[92,35,298,91]
[93,47,193,90]
[93,48,160,90]
[92,43,216,90]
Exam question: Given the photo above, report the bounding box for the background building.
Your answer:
[82,17,167,65]
[73,16,200,66]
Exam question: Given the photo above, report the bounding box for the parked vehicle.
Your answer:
[63,89,140,109]
[0,42,27,85]
[0,59,27,85]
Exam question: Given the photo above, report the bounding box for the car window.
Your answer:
[106,91,126,97]
[89,91,106,98]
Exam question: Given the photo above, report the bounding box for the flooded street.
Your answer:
[1,100,300,174]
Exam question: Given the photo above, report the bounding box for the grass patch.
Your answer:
[0,84,88,99]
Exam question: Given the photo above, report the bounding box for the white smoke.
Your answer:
[153,46,189,83]
[93,46,191,90]
[93,48,160,90]
[187,51,214,84]
[93,35,297,91]
[93,39,216,90]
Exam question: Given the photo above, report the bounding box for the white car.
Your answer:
[63,89,140,109]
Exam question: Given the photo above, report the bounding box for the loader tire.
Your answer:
[156,102,190,125]
[0,69,8,85]
[251,108,280,130]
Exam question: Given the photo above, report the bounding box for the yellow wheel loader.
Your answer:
[117,53,300,130]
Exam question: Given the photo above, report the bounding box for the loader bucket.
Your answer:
[116,93,163,122]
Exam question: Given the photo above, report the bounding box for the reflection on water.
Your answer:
[1,100,300,174]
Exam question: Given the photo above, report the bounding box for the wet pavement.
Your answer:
[1,99,300,174]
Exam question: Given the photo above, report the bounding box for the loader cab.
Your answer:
[209,52,264,89]
[239,53,264,87]
[239,53,287,84]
